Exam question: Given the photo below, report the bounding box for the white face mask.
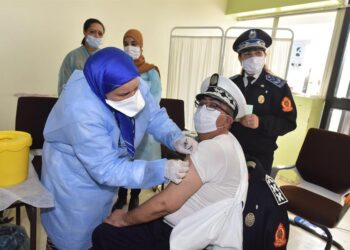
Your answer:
[194,105,221,133]
[105,89,145,117]
[86,35,102,49]
[242,56,265,75]
[124,46,141,60]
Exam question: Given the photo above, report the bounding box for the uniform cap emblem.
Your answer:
[249,30,257,39]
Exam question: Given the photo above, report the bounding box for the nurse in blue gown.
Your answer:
[41,47,197,250]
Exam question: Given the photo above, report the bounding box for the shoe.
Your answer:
[112,197,126,211]
[128,197,139,211]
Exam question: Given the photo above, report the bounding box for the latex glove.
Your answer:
[165,159,189,184]
[174,137,198,155]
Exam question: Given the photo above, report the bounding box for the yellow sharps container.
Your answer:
[0,131,32,187]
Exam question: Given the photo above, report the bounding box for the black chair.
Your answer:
[11,96,57,250]
[159,98,186,160]
[272,128,350,250]
[160,98,185,131]
[151,98,186,192]
[15,96,58,177]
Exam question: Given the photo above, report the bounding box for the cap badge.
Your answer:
[249,30,257,39]
[208,73,219,88]
[245,212,255,227]
[258,95,265,104]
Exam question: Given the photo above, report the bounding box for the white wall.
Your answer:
[0,0,236,130]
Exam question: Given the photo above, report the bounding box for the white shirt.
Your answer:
[243,71,261,87]
[164,132,247,226]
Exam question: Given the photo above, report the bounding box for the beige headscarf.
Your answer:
[123,29,160,76]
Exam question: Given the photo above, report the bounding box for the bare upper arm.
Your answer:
[121,157,204,225]
[159,157,203,212]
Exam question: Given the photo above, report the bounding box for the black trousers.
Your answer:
[118,187,141,199]
[246,151,274,175]
[92,218,172,250]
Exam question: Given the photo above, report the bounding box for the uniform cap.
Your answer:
[232,29,272,53]
[196,74,246,119]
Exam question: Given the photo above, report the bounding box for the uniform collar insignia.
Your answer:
[265,175,288,205]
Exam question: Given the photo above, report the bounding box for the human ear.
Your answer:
[226,115,234,126]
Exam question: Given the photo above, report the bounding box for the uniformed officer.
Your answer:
[243,155,289,250]
[230,28,297,174]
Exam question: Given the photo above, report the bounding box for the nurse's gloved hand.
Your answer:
[165,160,189,184]
[174,137,198,155]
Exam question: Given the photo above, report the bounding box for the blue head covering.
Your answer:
[84,47,139,157]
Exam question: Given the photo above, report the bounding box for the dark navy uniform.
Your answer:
[230,70,297,173]
[243,156,289,250]
[230,28,297,174]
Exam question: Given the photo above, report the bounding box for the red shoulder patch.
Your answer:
[345,194,350,206]
[274,223,287,247]
[281,97,293,112]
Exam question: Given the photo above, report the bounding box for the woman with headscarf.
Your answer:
[114,29,162,211]
[41,47,197,250]
[58,18,105,95]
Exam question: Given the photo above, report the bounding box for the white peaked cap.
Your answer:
[196,74,247,119]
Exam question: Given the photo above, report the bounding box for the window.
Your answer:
[335,30,350,98]
[321,8,350,135]
[279,12,337,95]
[235,18,274,28]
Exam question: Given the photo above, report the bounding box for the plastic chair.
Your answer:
[271,128,350,250]
[12,96,57,250]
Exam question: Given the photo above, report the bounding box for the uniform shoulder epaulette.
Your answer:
[229,74,240,81]
[266,74,286,88]
[265,175,288,206]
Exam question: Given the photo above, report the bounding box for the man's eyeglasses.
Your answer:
[194,100,230,115]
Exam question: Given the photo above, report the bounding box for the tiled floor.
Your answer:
[6,186,350,250]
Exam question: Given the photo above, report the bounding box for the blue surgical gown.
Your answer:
[41,70,183,250]
[135,68,162,160]
[58,46,91,95]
